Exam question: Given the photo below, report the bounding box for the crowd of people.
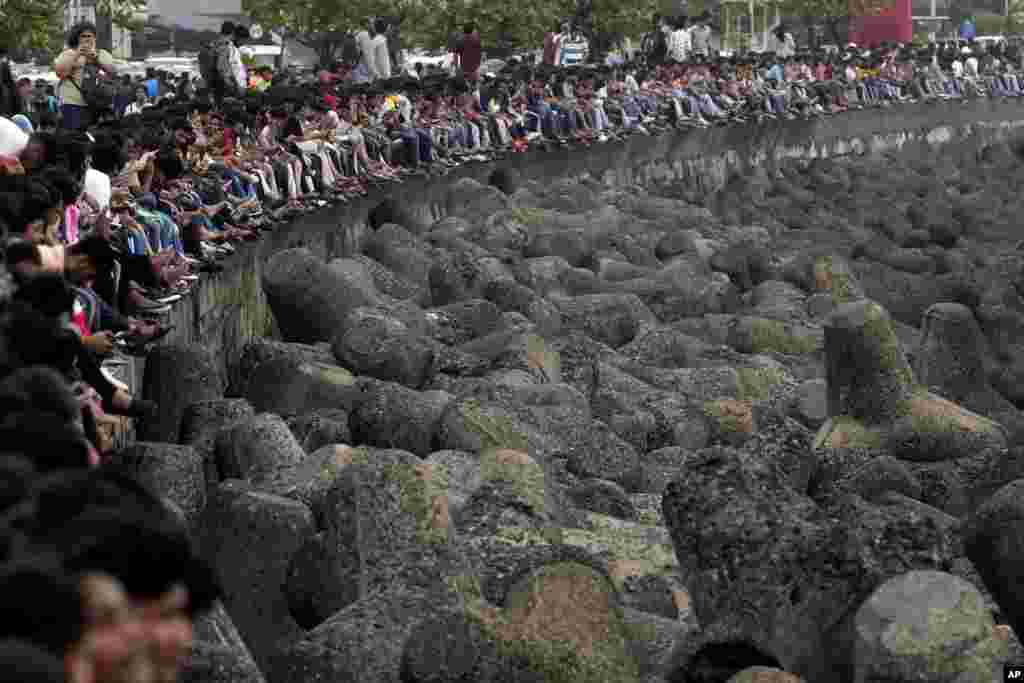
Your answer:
[0,12,1022,681]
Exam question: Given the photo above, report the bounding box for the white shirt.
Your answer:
[84,169,111,211]
[952,60,964,77]
[371,35,391,79]
[668,28,691,63]
[965,56,979,76]
[356,31,373,69]
[0,117,28,157]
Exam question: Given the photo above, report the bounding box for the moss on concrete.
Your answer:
[213,266,275,341]
[815,255,857,305]
[862,302,915,388]
[461,400,530,452]
[703,400,749,434]
[889,590,1007,682]
[483,562,641,683]
[383,462,451,545]
[526,333,560,382]
[736,367,788,402]
[480,449,546,513]
[562,513,679,575]
[306,362,356,387]
[494,526,565,546]
[748,319,819,355]
[317,446,370,482]
[510,207,547,227]
[813,417,884,450]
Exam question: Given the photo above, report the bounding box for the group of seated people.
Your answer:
[0,37,1020,459]
[0,35,1021,681]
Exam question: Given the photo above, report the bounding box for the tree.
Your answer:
[244,0,422,67]
[777,0,891,46]
[400,0,571,52]
[0,0,64,51]
[93,0,147,30]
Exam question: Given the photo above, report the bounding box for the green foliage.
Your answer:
[403,0,574,51]
[384,462,451,545]
[243,0,419,65]
[736,367,787,401]
[0,0,63,51]
[749,319,819,355]
[95,0,147,30]
[461,400,529,452]
[974,13,1009,35]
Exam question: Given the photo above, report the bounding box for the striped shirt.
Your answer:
[560,36,588,66]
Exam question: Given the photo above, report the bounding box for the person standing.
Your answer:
[543,22,563,66]
[773,24,796,58]
[559,24,589,66]
[456,23,483,82]
[668,16,691,64]
[371,19,392,79]
[354,21,375,83]
[53,22,118,131]
[206,22,245,105]
[690,12,712,59]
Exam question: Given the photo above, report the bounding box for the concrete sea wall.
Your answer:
[111,97,1024,414]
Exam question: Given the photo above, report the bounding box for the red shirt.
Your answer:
[457,32,482,78]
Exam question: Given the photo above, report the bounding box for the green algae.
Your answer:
[461,400,529,452]
[480,449,546,513]
[383,461,451,545]
[888,590,1007,682]
[749,319,819,355]
[736,367,788,401]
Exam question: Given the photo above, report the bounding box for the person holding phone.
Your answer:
[53,22,118,131]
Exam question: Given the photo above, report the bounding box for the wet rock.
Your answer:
[231,347,358,419]
[263,248,381,343]
[348,379,451,457]
[962,479,1024,640]
[271,585,464,683]
[853,570,1007,683]
[108,443,205,527]
[565,421,641,487]
[331,307,437,389]
[569,479,637,520]
[199,481,315,672]
[180,399,256,485]
[554,294,657,348]
[141,343,224,443]
[183,601,265,683]
[285,409,351,453]
[662,446,957,681]
[214,414,306,484]
[320,455,468,600]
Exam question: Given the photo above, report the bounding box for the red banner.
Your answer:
[848,0,912,46]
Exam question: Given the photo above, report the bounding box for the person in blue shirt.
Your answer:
[143,69,159,99]
[959,16,976,42]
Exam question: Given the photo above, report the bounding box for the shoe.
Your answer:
[127,290,172,315]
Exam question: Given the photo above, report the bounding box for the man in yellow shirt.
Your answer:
[53,22,118,131]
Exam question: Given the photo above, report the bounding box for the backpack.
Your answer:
[73,62,116,111]
[198,39,222,89]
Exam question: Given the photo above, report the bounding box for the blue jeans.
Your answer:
[61,103,89,130]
